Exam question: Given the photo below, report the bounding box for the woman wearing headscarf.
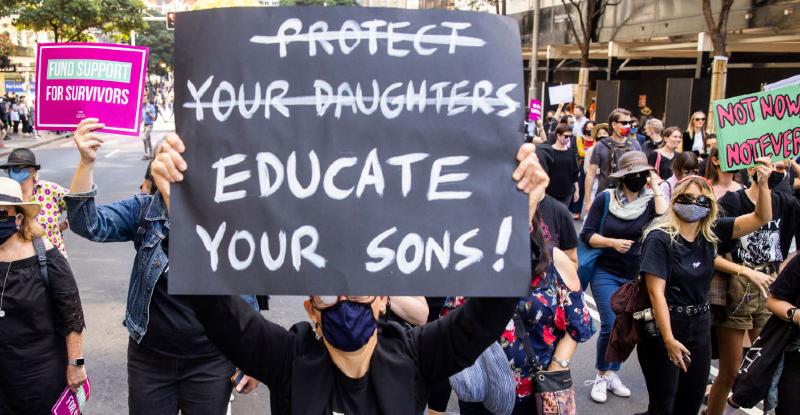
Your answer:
[581,151,667,404]
[0,177,86,414]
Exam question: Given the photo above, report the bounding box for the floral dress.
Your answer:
[442,263,595,403]
[31,180,69,257]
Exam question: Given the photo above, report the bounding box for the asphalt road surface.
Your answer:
[14,125,760,414]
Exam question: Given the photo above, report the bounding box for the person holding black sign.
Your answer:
[144,132,549,414]
[64,119,261,415]
[635,166,772,415]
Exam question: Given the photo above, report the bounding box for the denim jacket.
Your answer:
[65,186,257,343]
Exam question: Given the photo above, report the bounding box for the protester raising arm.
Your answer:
[387,297,429,327]
[729,157,773,239]
[65,118,141,242]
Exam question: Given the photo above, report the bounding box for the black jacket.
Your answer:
[190,295,518,414]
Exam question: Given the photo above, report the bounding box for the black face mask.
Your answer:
[0,218,18,246]
[623,173,648,193]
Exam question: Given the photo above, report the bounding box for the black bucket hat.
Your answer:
[0,148,41,170]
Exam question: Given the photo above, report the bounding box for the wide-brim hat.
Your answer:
[0,177,40,218]
[641,106,653,116]
[0,148,40,170]
[609,151,655,178]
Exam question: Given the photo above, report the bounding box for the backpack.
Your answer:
[602,137,635,188]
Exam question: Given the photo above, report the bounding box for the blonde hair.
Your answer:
[686,111,706,134]
[5,206,46,242]
[643,176,719,245]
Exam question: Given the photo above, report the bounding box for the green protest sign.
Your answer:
[714,84,800,172]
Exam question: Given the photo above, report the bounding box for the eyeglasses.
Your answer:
[675,193,712,208]
[616,120,632,126]
[695,118,706,121]
[561,134,573,138]
[311,295,376,310]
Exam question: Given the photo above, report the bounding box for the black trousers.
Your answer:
[777,350,800,415]
[636,311,711,415]
[127,340,234,415]
[0,336,66,415]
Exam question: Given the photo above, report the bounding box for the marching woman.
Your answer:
[145,133,551,414]
[636,160,773,415]
[706,161,800,415]
[582,151,667,404]
[0,178,86,414]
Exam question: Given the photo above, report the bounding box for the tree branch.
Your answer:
[566,0,589,45]
[561,0,582,48]
[702,0,716,35]
[717,0,734,33]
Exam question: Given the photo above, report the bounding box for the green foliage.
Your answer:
[279,0,360,6]
[15,0,146,43]
[136,21,173,77]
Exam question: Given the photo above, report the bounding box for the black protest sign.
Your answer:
[171,6,530,296]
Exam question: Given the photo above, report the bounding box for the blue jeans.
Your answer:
[590,267,629,372]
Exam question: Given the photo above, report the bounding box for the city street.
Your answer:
[20,124,759,415]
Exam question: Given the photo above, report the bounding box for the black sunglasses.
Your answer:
[615,120,631,126]
[675,194,712,208]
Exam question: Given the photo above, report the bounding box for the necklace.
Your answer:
[0,261,14,318]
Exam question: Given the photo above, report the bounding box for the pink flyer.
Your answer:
[51,377,91,415]
[528,98,542,121]
[35,43,149,136]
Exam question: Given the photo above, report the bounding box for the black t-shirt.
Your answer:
[718,189,800,265]
[328,367,380,414]
[770,255,800,350]
[639,218,735,306]
[641,138,663,158]
[772,169,796,197]
[545,147,579,201]
[579,192,657,279]
[647,150,674,181]
[139,238,220,358]
[538,194,579,251]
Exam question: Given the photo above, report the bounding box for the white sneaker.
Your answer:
[586,374,608,403]
[606,372,631,397]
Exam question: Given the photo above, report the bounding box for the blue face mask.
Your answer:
[7,167,30,184]
[321,301,377,352]
[630,127,639,135]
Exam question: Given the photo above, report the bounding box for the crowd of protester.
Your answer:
[1,98,800,415]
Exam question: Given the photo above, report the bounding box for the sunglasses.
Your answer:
[616,120,632,126]
[0,209,18,222]
[674,193,712,208]
[695,118,706,121]
[311,295,376,310]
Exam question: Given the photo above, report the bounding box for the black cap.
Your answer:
[0,148,40,170]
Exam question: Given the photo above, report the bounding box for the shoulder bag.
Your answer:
[577,191,610,290]
[513,310,576,415]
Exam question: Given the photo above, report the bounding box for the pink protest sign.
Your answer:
[529,99,542,121]
[51,377,91,415]
[36,43,149,136]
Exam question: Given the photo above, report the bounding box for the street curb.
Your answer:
[0,133,73,158]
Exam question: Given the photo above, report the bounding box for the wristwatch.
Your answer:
[552,358,570,368]
[787,308,798,323]
[67,358,85,367]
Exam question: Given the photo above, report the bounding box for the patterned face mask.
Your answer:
[673,203,710,223]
